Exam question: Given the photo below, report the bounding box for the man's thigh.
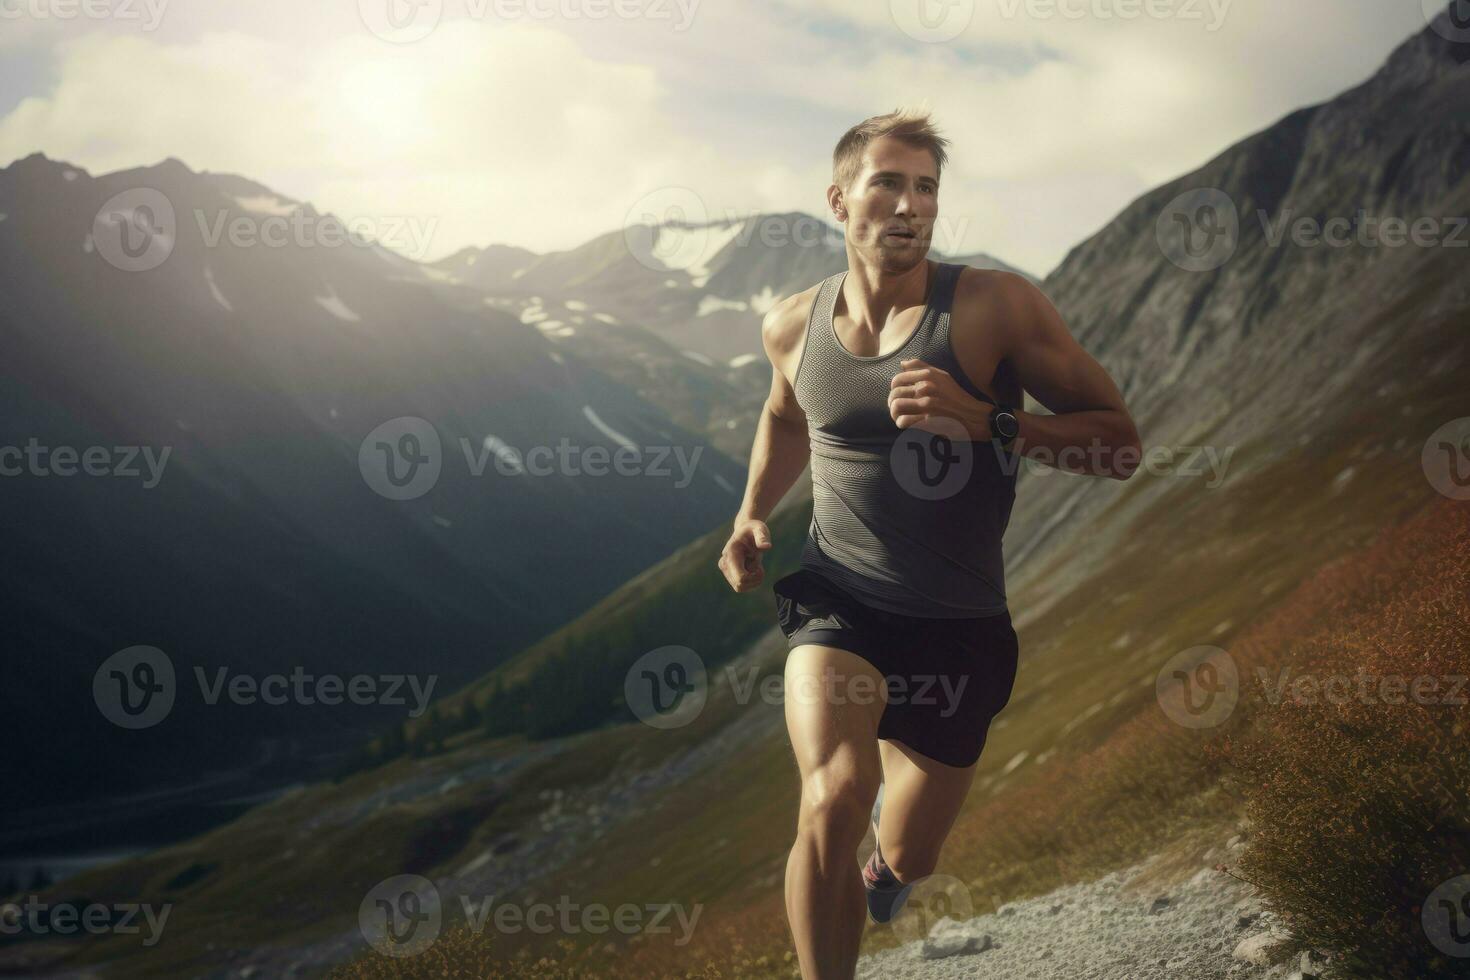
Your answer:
[784,644,888,791]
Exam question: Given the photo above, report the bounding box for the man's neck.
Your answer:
[838,257,935,335]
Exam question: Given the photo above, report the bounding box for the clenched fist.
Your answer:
[718,518,772,592]
[888,357,992,438]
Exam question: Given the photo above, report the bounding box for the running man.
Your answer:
[716,108,1141,979]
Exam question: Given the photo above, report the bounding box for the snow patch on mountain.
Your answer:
[581,405,638,452]
[314,283,361,322]
[483,434,525,474]
[231,194,297,217]
[204,264,233,312]
[698,295,749,317]
[749,285,780,315]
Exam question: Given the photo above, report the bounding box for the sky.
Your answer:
[0,0,1446,278]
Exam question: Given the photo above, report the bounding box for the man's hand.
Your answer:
[888,357,993,439]
[718,518,772,592]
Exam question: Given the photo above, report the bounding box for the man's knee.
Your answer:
[880,840,939,883]
[798,768,876,845]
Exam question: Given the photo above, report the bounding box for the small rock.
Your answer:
[923,934,993,963]
[1291,949,1323,979]
[1232,898,1260,929]
[1233,928,1289,965]
[1048,902,1063,915]
[998,903,1017,916]
[1227,835,1242,849]
[1148,896,1171,915]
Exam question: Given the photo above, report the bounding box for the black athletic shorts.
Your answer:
[771,567,1019,769]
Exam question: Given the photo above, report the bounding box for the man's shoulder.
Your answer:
[951,265,1043,339]
[952,264,1032,310]
[761,278,828,351]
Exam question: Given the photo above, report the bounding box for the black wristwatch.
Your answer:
[989,404,1019,449]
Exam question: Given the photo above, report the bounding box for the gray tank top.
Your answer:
[793,261,1017,618]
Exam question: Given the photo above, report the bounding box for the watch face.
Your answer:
[996,412,1019,439]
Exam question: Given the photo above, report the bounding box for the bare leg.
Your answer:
[873,738,978,884]
[783,645,887,980]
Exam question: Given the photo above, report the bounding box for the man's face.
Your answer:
[838,135,938,271]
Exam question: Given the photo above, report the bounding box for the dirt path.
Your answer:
[856,840,1318,980]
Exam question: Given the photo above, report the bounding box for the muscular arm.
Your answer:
[992,272,1141,480]
[734,299,812,524]
[718,300,812,591]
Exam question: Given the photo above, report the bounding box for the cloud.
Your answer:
[0,1,1434,275]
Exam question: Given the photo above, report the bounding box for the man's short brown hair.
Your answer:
[832,107,951,194]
